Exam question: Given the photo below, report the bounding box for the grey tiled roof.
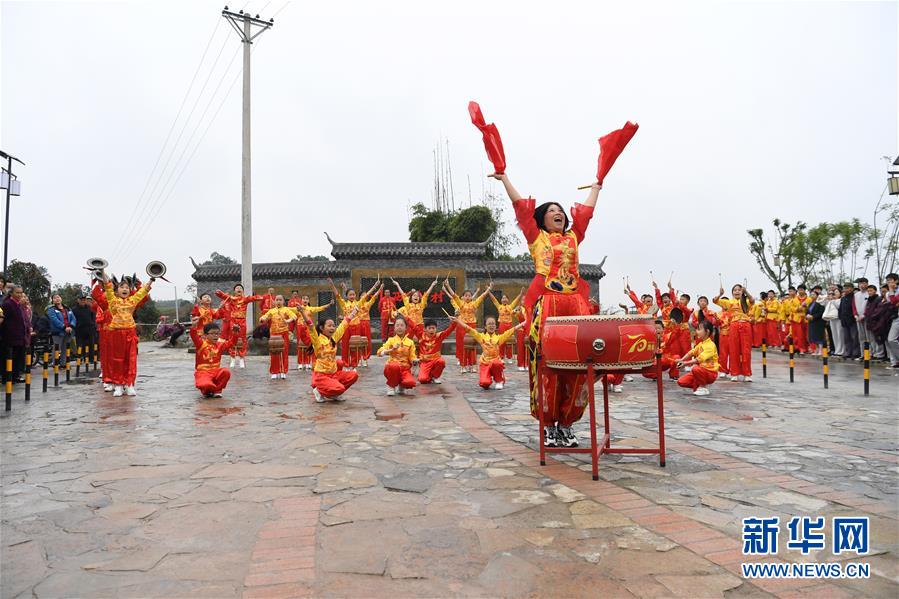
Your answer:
[468,261,606,279]
[329,241,488,260]
[193,261,351,282]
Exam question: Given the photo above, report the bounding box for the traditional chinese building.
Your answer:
[191,233,606,342]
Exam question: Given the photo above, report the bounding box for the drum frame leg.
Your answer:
[536,356,668,479]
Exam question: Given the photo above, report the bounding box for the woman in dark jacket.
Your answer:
[1,286,29,381]
[805,291,826,355]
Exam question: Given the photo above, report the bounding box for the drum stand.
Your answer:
[537,352,667,481]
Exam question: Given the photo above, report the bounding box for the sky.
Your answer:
[2,0,896,306]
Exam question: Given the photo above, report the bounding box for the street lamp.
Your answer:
[0,150,25,274]
[888,156,899,196]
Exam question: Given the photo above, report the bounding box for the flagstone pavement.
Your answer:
[1,344,897,598]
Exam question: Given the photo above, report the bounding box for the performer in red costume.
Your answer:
[491,172,601,450]
[625,282,657,315]
[191,293,224,332]
[293,296,330,370]
[391,277,439,340]
[303,308,359,402]
[260,296,297,379]
[189,318,234,398]
[378,284,398,346]
[444,279,491,372]
[514,305,528,371]
[489,288,523,362]
[417,318,456,384]
[215,284,264,368]
[714,284,756,381]
[90,279,114,391]
[100,273,154,397]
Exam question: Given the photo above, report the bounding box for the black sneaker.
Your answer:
[543,426,558,448]
[557,426,579,448]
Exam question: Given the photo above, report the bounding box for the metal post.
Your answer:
[174,285,179,324]
[5,349,11,411]
[65,347,71,383]
[76,346,82,377]
[789,342,794,383]
[863,341,870,396]
[761,338,767,378]
[42,351,48,393]
[54,347,60,387]
[822,345,829,389]
[93,342,99,374]
[24,353,30,401]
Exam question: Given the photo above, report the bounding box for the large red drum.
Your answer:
[541,314,657,370]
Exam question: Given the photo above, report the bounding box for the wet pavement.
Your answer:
[1,344,896,598]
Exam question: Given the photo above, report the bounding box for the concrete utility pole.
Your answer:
[222,6,273,330]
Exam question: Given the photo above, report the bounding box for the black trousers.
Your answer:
[842,323,860,358]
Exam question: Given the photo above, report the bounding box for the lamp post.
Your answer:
[888,156,899,196]
[0,150,25,275]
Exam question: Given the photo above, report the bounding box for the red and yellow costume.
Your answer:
[378,289,397,345]
[627,290,655,315]
[763,297,783,348]
[104,282,150,387]
[91,283,113,383]
[215,290,263,358]
[378,334,417,390]
[515,306,528,369]
[417,322,456,383]
[491,294,521,360]
[337,293,377,367]
[468,327,517,389]
[642,326,681,380]
[783,294,810,353]
[514,197,595,428]
[716,309,731,374]
[450,292,486,368]
[396,292,430,340]
[714,297,754,377]
[307,317,358,397]
[189,327,234,395]
[677,337,720,391]
[292,304,327,367]
[655,287,692,359]
[261,307,295,375]
[191,304,223,331]
[259,293,276,314]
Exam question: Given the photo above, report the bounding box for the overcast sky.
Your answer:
[2,0,896,306]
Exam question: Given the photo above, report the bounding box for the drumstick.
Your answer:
[576,184,593,190]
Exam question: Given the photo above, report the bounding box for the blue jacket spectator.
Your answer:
[47,294,75,366]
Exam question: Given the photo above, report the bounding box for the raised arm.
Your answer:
[489,173,522,202]
[510,288,524,309]
[488,292,501,310]
[391,278,407,299]
[363,279,380,299]
[582,182,601,208]
[474,283,493,307]
[449,315,475,334]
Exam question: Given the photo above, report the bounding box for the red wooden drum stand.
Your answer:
[536,314,667,481]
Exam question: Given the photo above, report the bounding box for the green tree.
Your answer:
[5,259,51,313]
[52,283,91,308]
[407,201,515,258]
[134,298,161,339]
[408,203,450,242]
[201,252,237,266]
[290,255,330,262]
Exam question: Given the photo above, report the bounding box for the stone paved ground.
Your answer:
[1,344,896,598]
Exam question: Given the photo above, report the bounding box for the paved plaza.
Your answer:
[1,345,897,598]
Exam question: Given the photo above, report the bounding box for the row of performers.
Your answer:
[191,277,534,377]
[188,303,528,401]
[620,279,821,382]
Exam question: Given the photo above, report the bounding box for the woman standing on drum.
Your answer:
[490,172,601,449]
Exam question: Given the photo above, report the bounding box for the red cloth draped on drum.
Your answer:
[513,197,595,427]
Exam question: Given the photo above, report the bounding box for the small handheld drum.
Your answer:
[541,314,656,370]
[348,335,367,352]
[268,336,285,354]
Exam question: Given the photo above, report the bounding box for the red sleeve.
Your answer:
[191,305,200,317]
[654,288,663,306]
[628,291,642,309]
[668,289,676,304]
[569,202,595,244]
[220,337,235,352]
[136,293,150,310]
[512,198,539,245]
[91,284,109,309]
[215,290,229,301]
[438,321,457,343]
[851,302,858,316]
[189,327,202,348]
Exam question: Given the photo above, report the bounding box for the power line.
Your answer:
[112,35,237,262]
[109,17,222,260]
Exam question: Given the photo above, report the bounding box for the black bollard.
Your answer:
[822,345,829,389]
[42,351,49,393]
[25,353,31,401]
[761,338,767,378]
[789,342,795,383]
[863,341,870,396]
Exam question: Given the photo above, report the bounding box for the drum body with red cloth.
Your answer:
[541,314,657,371]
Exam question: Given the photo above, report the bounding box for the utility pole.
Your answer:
[222,6,273,331]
